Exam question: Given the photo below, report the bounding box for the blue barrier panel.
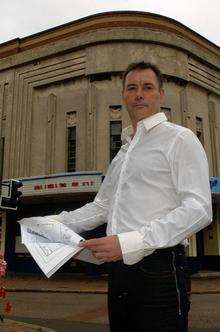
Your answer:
[210,177,220,194]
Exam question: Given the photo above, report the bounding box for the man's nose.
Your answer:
[135,88,144,99]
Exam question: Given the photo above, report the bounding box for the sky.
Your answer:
[0,0,219,46]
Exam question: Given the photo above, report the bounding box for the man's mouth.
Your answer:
[134,104,148,107]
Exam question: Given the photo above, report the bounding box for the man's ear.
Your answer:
[159,89,165,104]
[122,89,126,107]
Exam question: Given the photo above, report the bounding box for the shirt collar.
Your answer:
[121,112,167,144]
[142,112,167,131]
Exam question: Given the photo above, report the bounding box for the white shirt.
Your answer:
[52,112,212,265]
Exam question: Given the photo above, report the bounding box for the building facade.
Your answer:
[0,11,219,273]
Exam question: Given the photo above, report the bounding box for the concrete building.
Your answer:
[0,11,219,273]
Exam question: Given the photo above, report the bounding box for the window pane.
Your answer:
[161,107,172,122]
[0,137,5,181]
[67,127,76,172]
[196,117,204,146]
[110,121,122,161]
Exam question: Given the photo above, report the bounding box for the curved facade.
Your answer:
[0,11,219,272]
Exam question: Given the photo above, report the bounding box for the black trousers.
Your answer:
[108,245,191,332]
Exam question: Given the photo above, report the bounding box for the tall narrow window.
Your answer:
[67,126,76,172]
[0,138,5,182]
[196,116,204,146]
[66,111,77,172]
[161,107,172,122]
[209,101,218,176]
[110,121,122,161]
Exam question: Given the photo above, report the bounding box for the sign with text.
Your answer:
[2,172,102,197]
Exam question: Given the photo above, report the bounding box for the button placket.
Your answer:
[110,126,143,233]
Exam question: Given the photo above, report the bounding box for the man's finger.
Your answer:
[79,238,105,248]
[93,252,107,260]
[86,245,107,253]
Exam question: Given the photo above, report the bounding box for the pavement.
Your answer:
[1,271,220,331]
[0,319,55,331]
[3,270,220,294]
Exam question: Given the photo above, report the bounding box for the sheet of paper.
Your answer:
[19,216,83,245]
[18,217,101,278]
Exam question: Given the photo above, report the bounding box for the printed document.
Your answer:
[18,217,101,278]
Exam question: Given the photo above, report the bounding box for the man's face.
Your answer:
[123,68,164,123]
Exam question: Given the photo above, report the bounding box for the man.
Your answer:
[51,62,212,331]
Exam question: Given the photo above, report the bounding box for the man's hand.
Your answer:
[79,235,122,263]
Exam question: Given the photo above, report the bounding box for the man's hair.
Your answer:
[122,61,163,90]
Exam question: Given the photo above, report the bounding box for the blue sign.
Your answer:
[210,177,220,194]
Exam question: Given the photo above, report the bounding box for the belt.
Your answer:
[153,244,185,256]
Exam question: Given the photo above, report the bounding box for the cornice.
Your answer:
[0,11,219,71]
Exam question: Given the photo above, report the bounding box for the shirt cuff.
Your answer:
[118,231,148,265]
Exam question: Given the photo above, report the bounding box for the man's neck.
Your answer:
[130,112,161,139]
[131,121,137,139]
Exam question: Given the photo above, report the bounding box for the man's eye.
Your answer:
[144,86,152,90]
[127,86,136,91]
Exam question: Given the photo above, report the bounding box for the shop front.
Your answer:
[3,171,107,275]
[203,177,220,269]
[2,174,220,274]
[187,177,220,272]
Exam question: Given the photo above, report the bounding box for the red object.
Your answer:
[0,287,6,298]
[5,302,12,313]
